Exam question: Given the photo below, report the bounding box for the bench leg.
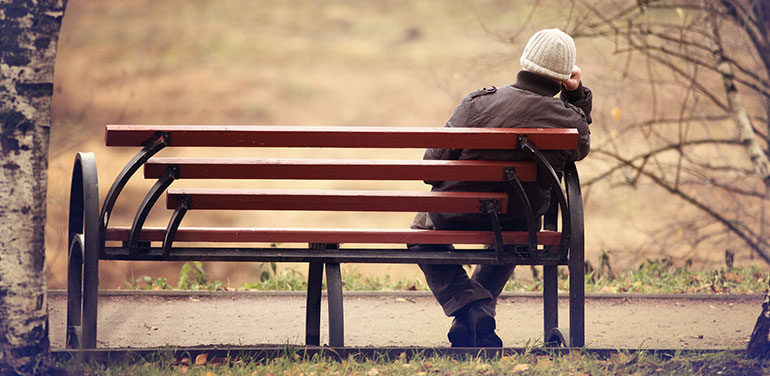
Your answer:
[565,162,585,347]
[569,254,585,347]
[305,262,324,346]
[543,265,559,341]
[325,262,344,347]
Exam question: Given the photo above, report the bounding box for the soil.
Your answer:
[48,291,761,349]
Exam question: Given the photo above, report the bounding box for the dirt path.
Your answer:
[49,291,761,349]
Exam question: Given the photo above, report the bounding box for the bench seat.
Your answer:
[106,227,562,245]
[103,227,564,264]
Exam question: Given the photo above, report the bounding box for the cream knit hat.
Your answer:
[520,28,576,82]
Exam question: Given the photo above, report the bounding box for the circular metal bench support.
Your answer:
[67,152,100,349]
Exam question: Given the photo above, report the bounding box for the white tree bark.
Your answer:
[709,13,770,189]
[707,7,770,267]
[0,1,67,374]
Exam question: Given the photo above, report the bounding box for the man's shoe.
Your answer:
[447,317,472,347]
[475,331,503,347]
[466,304,503,347]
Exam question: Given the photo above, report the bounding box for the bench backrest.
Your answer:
[101,125,578,252]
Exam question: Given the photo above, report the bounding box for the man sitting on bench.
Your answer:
[409,28,593,347]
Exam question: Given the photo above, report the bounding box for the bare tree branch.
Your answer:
[593,148,770,263]
[585,139,743,186]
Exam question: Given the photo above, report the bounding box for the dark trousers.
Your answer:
[410,212,518,316]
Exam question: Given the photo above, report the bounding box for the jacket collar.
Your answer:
[513,70,562,97]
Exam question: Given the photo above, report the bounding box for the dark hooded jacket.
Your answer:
[425,71,592,230]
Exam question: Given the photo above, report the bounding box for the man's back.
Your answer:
[424,71,592,229]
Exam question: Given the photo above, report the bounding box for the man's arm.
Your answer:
[560,66,592,161]
[423,96,475,161]
[423,95,476,185]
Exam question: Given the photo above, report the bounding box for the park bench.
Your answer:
[66,125,585,349]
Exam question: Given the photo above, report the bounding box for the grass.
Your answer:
[505,257,769,295]
[124,258,769,295]
[56,349,769,375]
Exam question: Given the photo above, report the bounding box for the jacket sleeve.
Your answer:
[423,96,474,162]
[423,96,475,185]
[560,84,592,161]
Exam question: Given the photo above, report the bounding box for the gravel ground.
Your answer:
[48,290,762,350]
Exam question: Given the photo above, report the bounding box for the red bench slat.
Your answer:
[144,158,537,182]
[106,227,561,245]
[166,188,508,213]
[106,125,578,150]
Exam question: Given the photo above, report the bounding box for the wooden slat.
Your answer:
[105,125,578,150]
[101,247,567,265]
[106,227,562,245]
[144,158,537,182]
[166,188,508,213]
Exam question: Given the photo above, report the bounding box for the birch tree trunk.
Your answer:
[0,0,67,374]
[707,11,770,264]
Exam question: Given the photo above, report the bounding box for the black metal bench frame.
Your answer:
[66,125,585,349]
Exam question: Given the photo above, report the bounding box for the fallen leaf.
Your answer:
[537,358,552,367]
[600,285,618,293]
[366,368,380,376]
[512,363,530,373]
[210,356,226,365]
[195,353,208,365]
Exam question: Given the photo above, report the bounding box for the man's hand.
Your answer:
[562,65,582,91]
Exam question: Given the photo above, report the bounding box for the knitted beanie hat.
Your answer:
[520,28,576,82]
